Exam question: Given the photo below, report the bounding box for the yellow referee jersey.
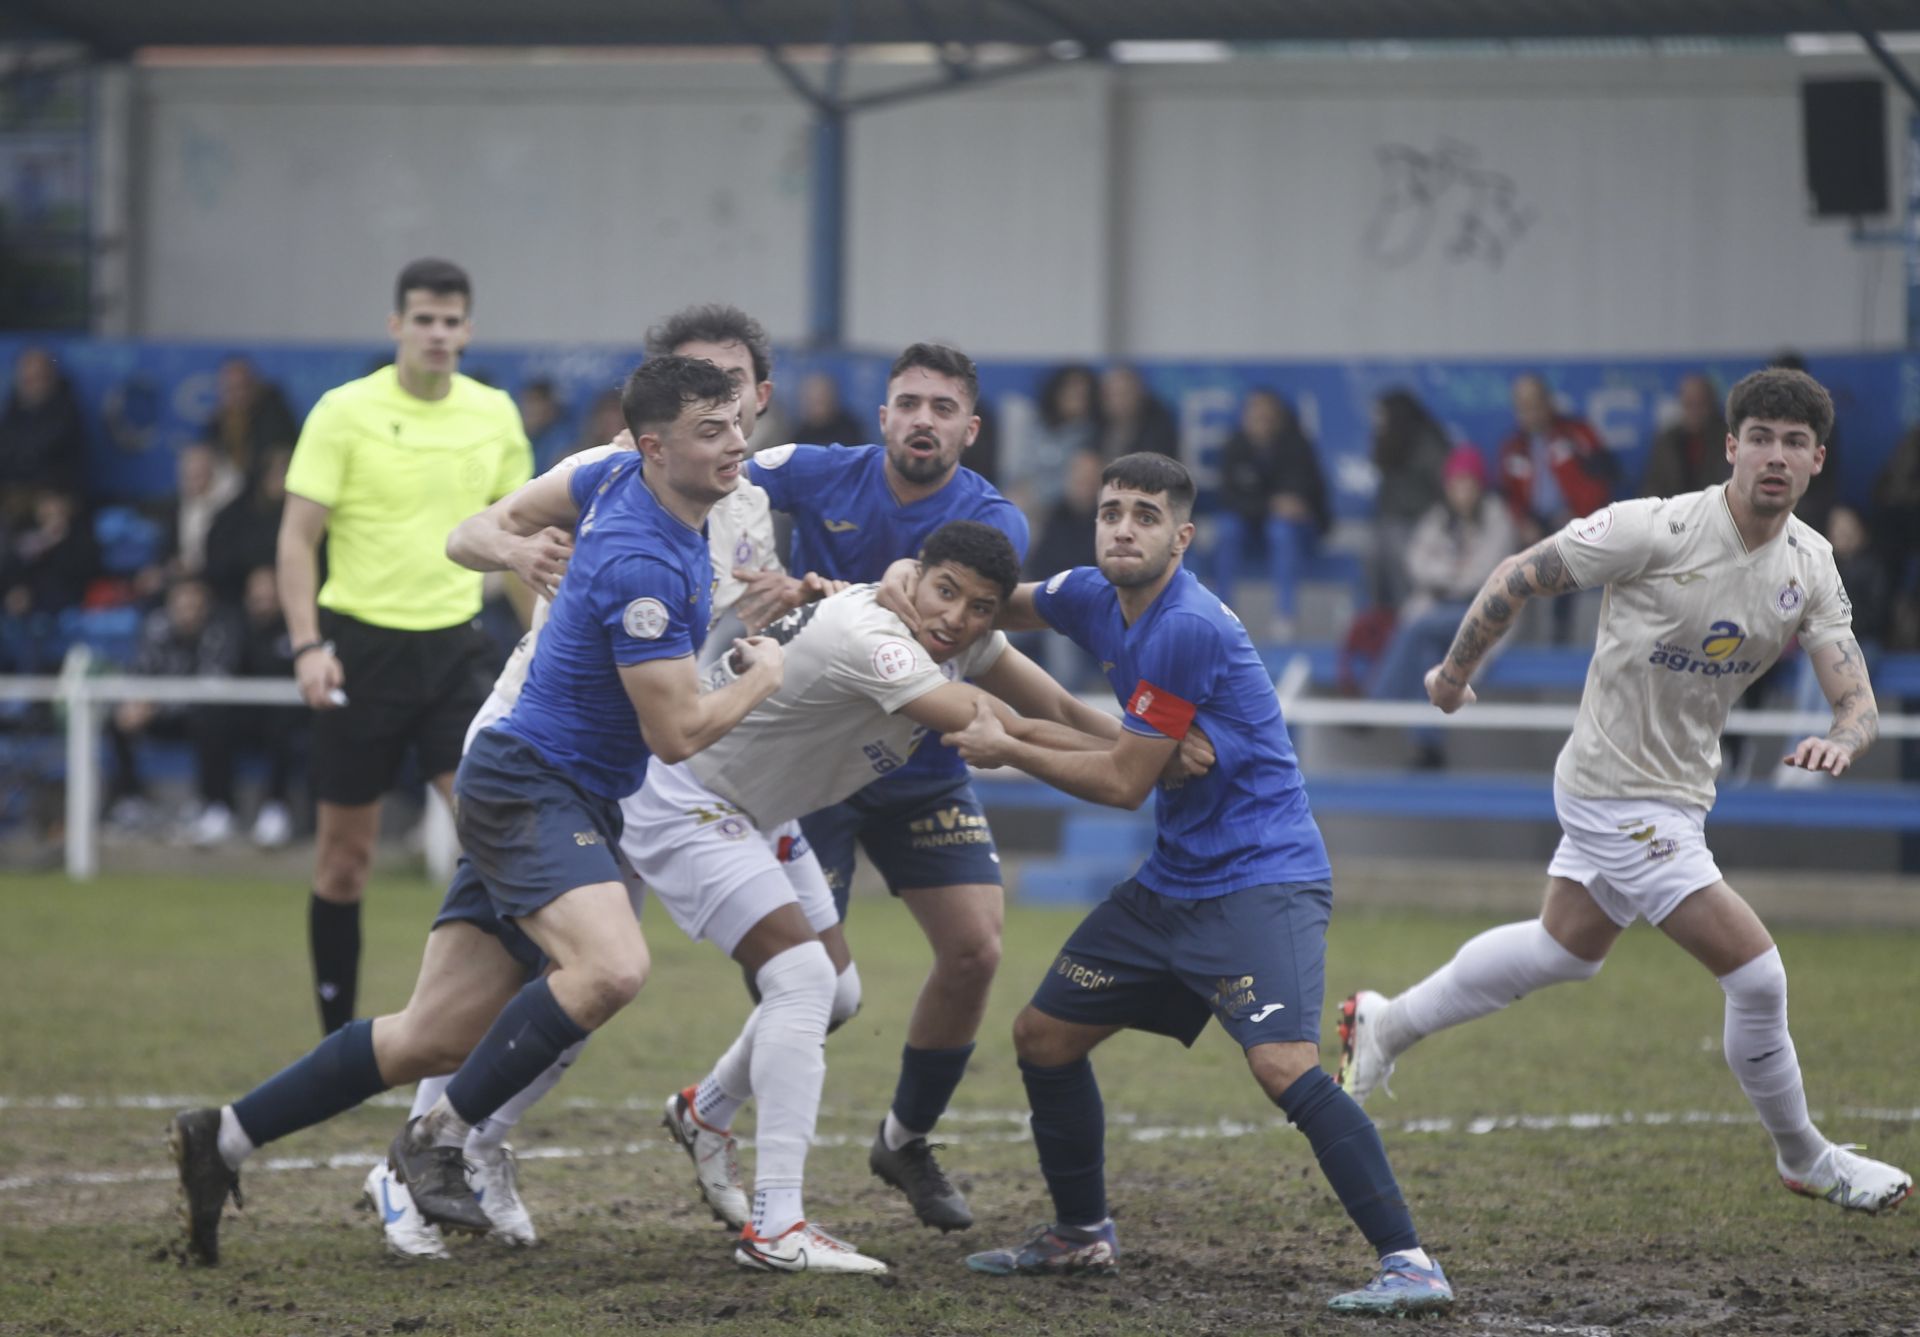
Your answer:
[285,365,533,631]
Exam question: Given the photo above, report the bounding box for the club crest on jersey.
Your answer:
[1569,508,1615,545]
[755,444,796,469]
[734,537,755,567]
[1774,578,1803,618]
[622,597,669,640]
[872,639,916,681]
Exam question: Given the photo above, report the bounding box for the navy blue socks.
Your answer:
[231,1018,385,1148]
[1020,1056,1108,1228]
[444,977,591,1127]
[1276,1067,1419,1257]
[891,1042,974,1134]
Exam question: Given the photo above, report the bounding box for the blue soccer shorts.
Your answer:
[799,769,1002,920]
[1028,877,1334,1049]
[452,728,627,930]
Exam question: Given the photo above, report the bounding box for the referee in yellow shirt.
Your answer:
[277,258,532,1034]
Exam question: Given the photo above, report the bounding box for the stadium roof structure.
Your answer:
[7,0,1920,60]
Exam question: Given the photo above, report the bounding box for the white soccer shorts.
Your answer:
[1546,778,1723,928]
[619,758,838,957]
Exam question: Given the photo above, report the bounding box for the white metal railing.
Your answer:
[5,648,1917,880]
[1,646,456,880]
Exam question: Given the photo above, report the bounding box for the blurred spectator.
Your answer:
[1498,373,1615,544]
[1874,425,1920,647]
[1825,506,1889,646]
[1097,365,1178,461]
[790,371,865,446]
[206,356,299,485]
[194,566,304,848]
[3,488,98,620]
[1641,373,1729,498]
[104,577,240,840]
[516,377,572,470]
[1770,351,1839,536]
[205,446,292,606]
[155,442,242,582]
[1369,445,1516,768]
[568,387,627,460]
[1024,448,1103,580]
[1209,388,1330,638]
[1368,387,1451,609]
[1007,365,1100,522]
[0,347,86,528]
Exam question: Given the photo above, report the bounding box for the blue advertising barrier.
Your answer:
[2,334,1910,518]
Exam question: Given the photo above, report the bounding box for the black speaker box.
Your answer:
[1801,77,1888,217]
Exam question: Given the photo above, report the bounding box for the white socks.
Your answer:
[216,1105,255,1171]
[744,941,836,1237]
[1718,947,1825,1173]
[1383,919,1603,1056]
[695,961,862,1133]
[468,1039,586,1154]
[882,1110,928,1152]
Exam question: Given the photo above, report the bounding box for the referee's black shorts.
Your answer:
[310,609,495,807]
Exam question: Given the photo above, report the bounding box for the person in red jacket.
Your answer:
[1497,373,1615,545]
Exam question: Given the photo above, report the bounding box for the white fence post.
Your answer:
[60,646,98,881]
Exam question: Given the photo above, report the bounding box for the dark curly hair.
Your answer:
[919,519,1019,599]
[621,355,739,437]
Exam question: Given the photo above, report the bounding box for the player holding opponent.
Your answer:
[366,305,825,1258]
[630,520,1169,1271]
[168,356,778,1266]
[733,342,1029,1232]
[1337,367,1911,1215]
[924,453,1454,1314]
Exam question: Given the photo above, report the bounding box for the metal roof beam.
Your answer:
[1832,0,1920,111]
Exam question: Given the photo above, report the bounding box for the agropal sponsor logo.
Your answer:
[1647,619,1760,678]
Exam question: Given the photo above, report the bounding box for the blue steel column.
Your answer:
[1908,114,1920,349]
[808,107,847,347]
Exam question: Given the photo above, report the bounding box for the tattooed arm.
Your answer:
[1423,536,1583,713]
[1785,637,1878,775]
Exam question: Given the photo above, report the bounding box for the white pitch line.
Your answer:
[3,1101,1918,1194]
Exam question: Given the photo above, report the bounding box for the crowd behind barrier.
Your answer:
[4,335,1919,860]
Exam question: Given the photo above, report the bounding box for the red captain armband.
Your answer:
[1126,679,1196,739]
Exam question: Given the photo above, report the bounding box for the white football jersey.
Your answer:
[1553,484,1852,811]
[686,585,1008,828]
[491,444,779,703]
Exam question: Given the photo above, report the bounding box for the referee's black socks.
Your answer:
[309,893,361,1035]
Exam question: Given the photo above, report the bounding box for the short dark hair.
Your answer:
[918,520,1019,600]
[890,342,979,406]
[620,355,739,438]
[644,304,773,385]
[1726,368,1834,444]
[394,258,471,312]
[1100,451,1195,521]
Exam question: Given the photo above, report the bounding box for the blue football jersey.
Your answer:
[501,454,714,799]
[749,443,1028,781]
[1033,564,1331,898]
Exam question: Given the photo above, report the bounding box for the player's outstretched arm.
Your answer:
[1425,535,1582,712]
[620,639,784,765]
[936,695,1177,810]
[446,469,580,596]
[1785,636,1879,776]
[973,647,1121,743]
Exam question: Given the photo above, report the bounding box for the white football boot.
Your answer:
[466,1143,537,1245]
[661,1087,749,1228]
[734,1220,888,1274]
[363,1161,450,1260]
[1336,989,1398,1106]
[1779,1143,1913,1214]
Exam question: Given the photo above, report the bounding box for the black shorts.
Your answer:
[309,609,495,806]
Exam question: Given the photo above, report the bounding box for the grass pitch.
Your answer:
[1,871,1916,1336]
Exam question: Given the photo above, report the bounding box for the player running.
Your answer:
[1336,367,1911,1216]
[168,356,776,1266]
[924,452,1455,1314]
[738,342,1030,1232]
